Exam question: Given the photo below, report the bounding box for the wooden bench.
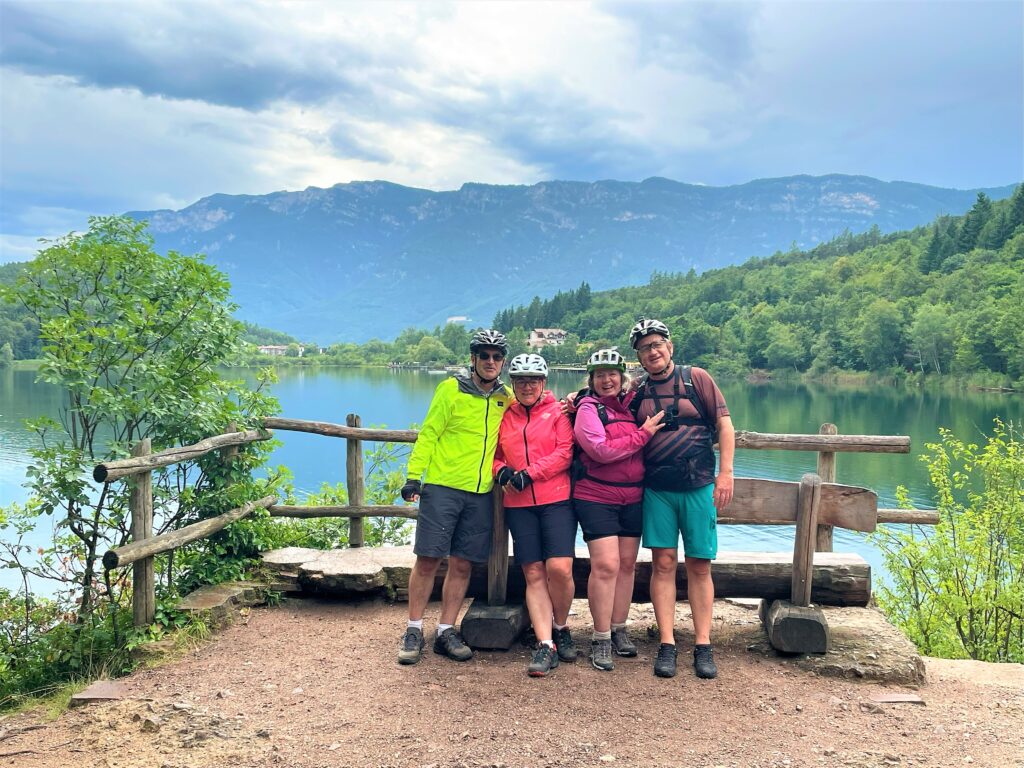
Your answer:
[460,473,877,653]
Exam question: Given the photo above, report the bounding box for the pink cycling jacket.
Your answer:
[493,390,574,508]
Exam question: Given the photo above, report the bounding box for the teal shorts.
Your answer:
[642,484,718,558]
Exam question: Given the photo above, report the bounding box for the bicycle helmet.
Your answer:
[469,329,508,354]
[629,318,671,349]
[587,348,626,373]
[508,353,549,378]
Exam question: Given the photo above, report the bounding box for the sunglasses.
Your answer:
[476,351,505,362]
[637,340,668,355]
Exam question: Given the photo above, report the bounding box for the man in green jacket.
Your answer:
[397,329,513,665]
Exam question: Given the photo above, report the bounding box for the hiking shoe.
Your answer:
[527,644,560,677]
[693,644,718,679]
[590,639,614,672]
[553,627,577,662]
[653,643,678,678]
[433,627,473,661]
[611,627,638,657]
[397,627,424,665]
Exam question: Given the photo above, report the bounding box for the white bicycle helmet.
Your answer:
[508,353,549,378]
[587,348,626,372]
[629,318,671,349]
[470,329,509,354]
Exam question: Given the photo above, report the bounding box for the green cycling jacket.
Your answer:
[407,373,512,494]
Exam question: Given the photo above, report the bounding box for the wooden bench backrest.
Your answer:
[719,477,877,533]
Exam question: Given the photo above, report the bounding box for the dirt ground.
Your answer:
[2,598,1022,768]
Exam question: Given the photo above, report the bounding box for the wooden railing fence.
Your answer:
[99,417,937,627]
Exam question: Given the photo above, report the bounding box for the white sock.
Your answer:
[553,621,567,631]
[540,639,555,648]
[437,623,454,634]
[611,622,626,632]
[592,629,611,641]
[407,619,423,630]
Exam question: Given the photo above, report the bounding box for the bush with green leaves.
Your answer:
[872,419,1023,662]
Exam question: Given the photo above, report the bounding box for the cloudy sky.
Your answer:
[1,0,1021,261]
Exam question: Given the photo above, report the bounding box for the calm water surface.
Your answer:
[2,366,1021,589]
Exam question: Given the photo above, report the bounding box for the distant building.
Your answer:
[446,315,470,325]
[529,328,569,349]
[257,345,288,356]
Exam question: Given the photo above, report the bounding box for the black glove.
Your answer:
[509,470,533,492]
[495,466,515,487]
[400,478,422,502]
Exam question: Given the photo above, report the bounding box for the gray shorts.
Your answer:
[413,484,494,563]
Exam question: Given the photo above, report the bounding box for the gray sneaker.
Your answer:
[611,627,638,657]
[397,627,424,665]
[654,643,678,678]
[693,644,718,679]
[553,627,577,662]
[527,644,559,677]
[590,639,614,672]
[433,627,473,661]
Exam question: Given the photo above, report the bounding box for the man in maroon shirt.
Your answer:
[629,318,735,680]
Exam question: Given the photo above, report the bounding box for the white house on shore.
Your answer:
[528,328,569,349]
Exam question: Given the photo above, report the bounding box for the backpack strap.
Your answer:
[679,365,715,431]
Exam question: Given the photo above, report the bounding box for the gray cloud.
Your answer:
[0,2,371,110]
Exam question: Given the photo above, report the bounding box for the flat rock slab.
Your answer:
[69,679,128,707]
[263,545,417,596]
[176,581,266,621]
[745,604,925,686]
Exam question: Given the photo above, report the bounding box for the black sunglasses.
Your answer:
[476,351,505,362]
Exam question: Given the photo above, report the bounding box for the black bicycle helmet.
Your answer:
[470,329,509,354]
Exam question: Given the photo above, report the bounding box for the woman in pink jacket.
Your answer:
[573,348,664,672]
[493,353,575,677]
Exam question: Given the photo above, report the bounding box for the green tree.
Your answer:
[0,341,12,367]
[857,299,905,370]
[0,215,278,625]
[412,336,453,365]
[908,304,955,374]
[872,421,1023,662]
[440,323,470,357]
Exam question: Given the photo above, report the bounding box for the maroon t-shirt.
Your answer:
[635,365,728,470]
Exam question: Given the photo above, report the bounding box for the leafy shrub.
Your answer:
[872,419,1023,662]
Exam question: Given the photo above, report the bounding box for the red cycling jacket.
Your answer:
[493,390,574,508]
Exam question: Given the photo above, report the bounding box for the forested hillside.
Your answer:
[490,188,1024,381]
[0,262,39,360]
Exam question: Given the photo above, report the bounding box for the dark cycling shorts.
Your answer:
[506,501,577,565]
[574,499,643,542]
[413,484,493,563]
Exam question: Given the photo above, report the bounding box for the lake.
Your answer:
[2,365,1021,590]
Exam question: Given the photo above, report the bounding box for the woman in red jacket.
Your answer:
[493,353,576,677]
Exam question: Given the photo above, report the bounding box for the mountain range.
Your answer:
[128,175,1017,343]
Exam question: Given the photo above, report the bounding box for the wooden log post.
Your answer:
[460,485,527,651]
[487,486,509,606]
[346,414,365,548]
[815,423,838,552]
[792,472,822,606]
[762,472,830,654]
[129,439,155,627]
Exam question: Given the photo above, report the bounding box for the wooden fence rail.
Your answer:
[99,414,933,628]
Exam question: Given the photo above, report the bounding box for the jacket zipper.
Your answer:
[522,407,537,505]
[476,395,491,493]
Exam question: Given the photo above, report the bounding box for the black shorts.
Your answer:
[574,499,643,542]
[413,484,494,563]
[506,501,577,565]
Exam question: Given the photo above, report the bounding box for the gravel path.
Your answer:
[2,598,1022,768]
